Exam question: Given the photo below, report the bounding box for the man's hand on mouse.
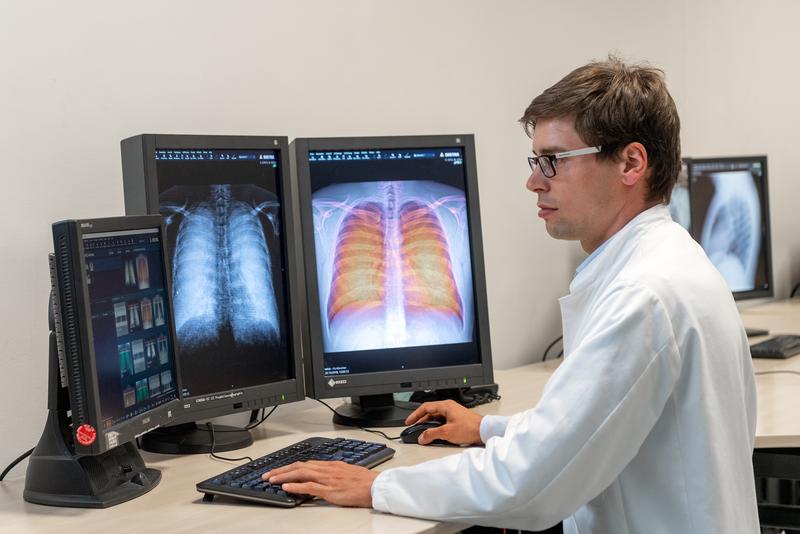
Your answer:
[405,400,484,446]
[262,460,379,508]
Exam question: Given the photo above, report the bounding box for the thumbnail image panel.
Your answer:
[118,342,133,379]
[141,297,153,329]
[135,378,149,402]
[312,180,474,352]
[148,374,161,397]
[132,339,145,374]
[160,370,173,391]
[122,386,136,408]
[157,334,169,365]
[114,302,129,337]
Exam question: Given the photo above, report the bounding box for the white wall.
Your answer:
[1,0,796,477]
[680,0,800,294]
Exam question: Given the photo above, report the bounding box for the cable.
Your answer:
[755,370,800,377]
[244,405,278,431]
[541,335,563,362]
[195,405,278,434]
[206,422,254,463]
[791,282,800,299]
[314,399,402,441]
[0,447,34,482]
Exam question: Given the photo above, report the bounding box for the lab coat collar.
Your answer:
[569,203,671,294]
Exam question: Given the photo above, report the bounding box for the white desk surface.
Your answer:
[2,299,798,532]
[0,361,554,534]
[740,298,800,448]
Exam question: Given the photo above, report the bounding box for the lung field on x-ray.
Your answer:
[694,170,763,293]
[160,184,288,396]
[312,180,474,354]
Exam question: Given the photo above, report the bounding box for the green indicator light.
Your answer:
[463,377,467,384]
[281,394,285,401]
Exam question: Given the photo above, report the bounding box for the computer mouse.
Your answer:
[400,420,452,445]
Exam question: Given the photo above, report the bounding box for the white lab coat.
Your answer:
[371,204,759,533]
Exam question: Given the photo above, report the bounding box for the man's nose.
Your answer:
[526,168,548,193]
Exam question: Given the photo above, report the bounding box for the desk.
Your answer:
[740,299,800,448]
[0,362,557,534]
[2,300,798,532]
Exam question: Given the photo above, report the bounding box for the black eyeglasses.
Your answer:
[528,146,602,178]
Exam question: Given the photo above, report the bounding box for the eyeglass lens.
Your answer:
[529,156,556,178]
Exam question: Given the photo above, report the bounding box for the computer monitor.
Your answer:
[120,134,305,453]
[24,215,182,507]
[294,134,494,427]
[687,155,773,300]
[667,159,691,232]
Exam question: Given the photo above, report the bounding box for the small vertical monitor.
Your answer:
[120,135,305,453]
[688,155,772,299]
[51,216,182,455]
[25,215,181,508]
[294,134,494,426]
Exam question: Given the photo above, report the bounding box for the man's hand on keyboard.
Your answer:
[263,460,379,507]
[406,400,484,446]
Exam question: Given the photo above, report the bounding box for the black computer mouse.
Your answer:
[400,420,451,445]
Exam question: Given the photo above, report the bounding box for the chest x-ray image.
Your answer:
[162,184,281,348]
[696,171,762,292]
[312,180,474,353]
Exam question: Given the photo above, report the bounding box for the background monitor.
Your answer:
[687,155,773,300]
[120,134,305,453]
[294,134,494,426]
[24,216,182,507]
[667,159,691,232]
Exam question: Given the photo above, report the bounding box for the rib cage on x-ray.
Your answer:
[161,184,281,351]
[313,180,474,353]
[700,171,762,292]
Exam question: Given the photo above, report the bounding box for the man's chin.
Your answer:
[544,222,575,241]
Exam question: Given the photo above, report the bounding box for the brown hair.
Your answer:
[520,56,681,202]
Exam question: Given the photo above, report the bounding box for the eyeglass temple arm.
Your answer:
[554,146,602,159]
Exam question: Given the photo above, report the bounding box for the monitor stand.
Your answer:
[139,422,253,454]
[332,394,418,427]
[24,326,160,508]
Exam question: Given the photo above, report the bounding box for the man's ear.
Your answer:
[620,142,648,186]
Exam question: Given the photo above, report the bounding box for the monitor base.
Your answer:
[332,394,418,427]
[139,422,253,454]
[24,410,160,508]
[410,383,500,408]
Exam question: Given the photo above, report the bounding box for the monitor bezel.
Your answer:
[294,134,494,400]
[120,134,306,421]
[686,154,773,301]
[53,216,184,455]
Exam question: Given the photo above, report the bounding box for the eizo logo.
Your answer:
[328,378,347,387]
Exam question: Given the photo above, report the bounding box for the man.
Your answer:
[264,57,760,533]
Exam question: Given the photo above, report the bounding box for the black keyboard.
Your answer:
[197,437,395,507]
[750,335,800,359]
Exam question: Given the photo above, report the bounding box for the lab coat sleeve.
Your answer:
[371,280,682,530]
[479,415,510,443]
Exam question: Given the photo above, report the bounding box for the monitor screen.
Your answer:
[154,148,293,398]
[50,216,183,456]
[667,160,691,232]
[82,227,179,429]
[688,156,772,298]
[296,135,493,427]
[308,146,480,375]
